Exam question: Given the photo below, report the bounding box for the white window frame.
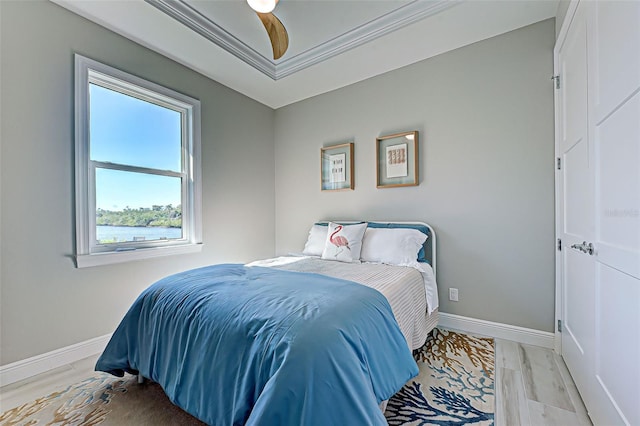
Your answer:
[74,54,202,268]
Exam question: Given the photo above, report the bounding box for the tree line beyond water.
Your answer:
[97,205,181,228]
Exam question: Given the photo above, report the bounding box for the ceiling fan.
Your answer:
[246,0,289,60]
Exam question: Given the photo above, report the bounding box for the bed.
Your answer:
[95,221,439,425]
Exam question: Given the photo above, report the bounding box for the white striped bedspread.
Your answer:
[247,256,438,351]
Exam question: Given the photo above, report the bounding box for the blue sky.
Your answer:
[90,84,183,211]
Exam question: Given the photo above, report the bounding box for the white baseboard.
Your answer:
[0,334,111,387]
[0,314,555,388]
[439,313,556,349]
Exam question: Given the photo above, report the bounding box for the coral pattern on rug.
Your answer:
[0,375,205,426]
[0,328,494,426]
[0,375,126,426]
[385,328,495,426]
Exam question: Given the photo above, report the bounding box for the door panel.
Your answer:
[595,92,640,278]
[593,1,640,122]
[564,248,595,358]
[564,137,591,239]
[562,245,595,408]
[558,1,640,424]
[590,2,640,424]
[596,264,640,426]
[558,3,595,412]
[561,9,588,155]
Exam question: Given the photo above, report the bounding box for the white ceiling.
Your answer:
[51,0,559,108]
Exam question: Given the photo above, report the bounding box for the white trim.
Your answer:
[0,318,553,388]
[556,0,580,47]
[145,0,460,80]
[0,334,112,387]
[146,0,275,78]
[274,0,460,79]
[74,54,202,267]
[438,313,556,349]
[76,242,203,268]
[553,0,581,356]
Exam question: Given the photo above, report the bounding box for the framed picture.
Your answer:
[376,131,419,188]
[321,142,354,191]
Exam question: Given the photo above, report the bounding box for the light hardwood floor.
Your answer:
[495,339,592,426]
[1,338,592,425]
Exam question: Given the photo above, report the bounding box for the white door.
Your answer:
[557,1,596,413]
[556,1,640,425]
[588,1,640,424]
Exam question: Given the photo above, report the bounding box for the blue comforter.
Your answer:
[96,264,418,425]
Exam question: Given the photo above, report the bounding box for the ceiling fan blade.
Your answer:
[256,12,289,60]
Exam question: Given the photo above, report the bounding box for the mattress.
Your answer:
[248,256,438,350]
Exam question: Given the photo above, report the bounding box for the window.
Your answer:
[74,55,202,267]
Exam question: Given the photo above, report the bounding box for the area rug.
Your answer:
[0,328,494,425]
[385,328,495,425]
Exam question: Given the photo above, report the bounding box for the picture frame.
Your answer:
[321,142,354,191]
[376,131,419,188]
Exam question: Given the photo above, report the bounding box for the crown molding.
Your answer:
[146,0,277,78]
[276,0,461,79]
[145,0,461,81]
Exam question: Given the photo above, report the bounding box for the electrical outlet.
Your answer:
[449,288,459,302]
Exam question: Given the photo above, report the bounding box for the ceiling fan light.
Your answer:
[247,0,277,14]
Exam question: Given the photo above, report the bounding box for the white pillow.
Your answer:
[302,224,329,256]
[360,227,427,265]
[321,222,367,263]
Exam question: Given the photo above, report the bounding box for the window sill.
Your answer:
[75,243,203,268]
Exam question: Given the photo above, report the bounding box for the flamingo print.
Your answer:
[329,225,350,258]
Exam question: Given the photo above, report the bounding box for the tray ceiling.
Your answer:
[50,0,559,108]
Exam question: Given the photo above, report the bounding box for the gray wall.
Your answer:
[274,19,556,332]
[0,1,275,364]
[556,0,571,39]
[0,2,557,366]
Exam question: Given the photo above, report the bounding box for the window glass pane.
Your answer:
[95,168,182,244]
[89,83,182,172]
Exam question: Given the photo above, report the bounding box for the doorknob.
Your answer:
[570,241,594,255]
[585,242,594,255]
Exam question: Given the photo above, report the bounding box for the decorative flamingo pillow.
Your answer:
[321,222,368,263]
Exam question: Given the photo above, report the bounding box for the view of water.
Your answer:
[97,225,182,243]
